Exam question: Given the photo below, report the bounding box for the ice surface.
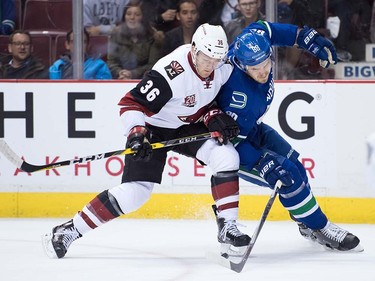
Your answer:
[1,219,373,281]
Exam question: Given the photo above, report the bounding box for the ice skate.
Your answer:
[42,219,82,258]
[212,205,251,259]
[296,221,363,252]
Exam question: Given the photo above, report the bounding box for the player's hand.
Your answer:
[161,9,177,21]
[126,126,152,161]
[296,26,337,68]
[118,69,132,80]
[255,154,293,188]
[204,109,239,145]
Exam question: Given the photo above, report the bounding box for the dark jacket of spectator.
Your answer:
[0,54,49,79]
[198,0,225,26]
[107,23,163,79]
[225,12,265,44]
[162,26,186,55]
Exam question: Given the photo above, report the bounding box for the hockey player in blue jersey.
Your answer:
[216,20,363,252]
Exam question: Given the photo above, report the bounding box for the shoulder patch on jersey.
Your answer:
[164,61,185,80]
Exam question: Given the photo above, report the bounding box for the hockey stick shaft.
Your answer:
[228,180,282,273]
[229,180,282,272]
[0,133,211,173]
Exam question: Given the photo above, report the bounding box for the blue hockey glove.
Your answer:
[255,154,293,188]
[204,109,239,145]
[296,26,337,68]
[126,126,152,161]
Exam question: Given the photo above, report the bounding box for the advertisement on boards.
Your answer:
[1,81,375,197]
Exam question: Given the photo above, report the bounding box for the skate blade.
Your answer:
[351,243,364,252]
[322,242,364,253]
[41,233,58,259]
[206,246,250,272]
[207,244,248,267]
[220,243,247,257]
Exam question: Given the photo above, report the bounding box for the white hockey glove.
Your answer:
[296,26,337,68]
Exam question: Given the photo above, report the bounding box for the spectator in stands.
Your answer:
[0,0,16,35]
[49,30,112,80]
[198,0,225,26]
[221,0,239,26]
[107,0,163,79]
[0,30,48,79]
[84,0,130,36]
[328,0,372,61]
[162,0,199,56]
[278,0,335,79]
[225,0,264,43]
[142,0,180,33]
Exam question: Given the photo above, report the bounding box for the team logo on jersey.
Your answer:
[164,61,184,80]
[183,94,196,107]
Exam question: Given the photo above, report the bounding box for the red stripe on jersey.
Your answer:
[118,93,155,117]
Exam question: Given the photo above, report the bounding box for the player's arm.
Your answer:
[118,70,173,160]
[243,20,337,68]
[118,70,173,135]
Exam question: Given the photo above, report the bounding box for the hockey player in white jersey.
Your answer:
[42,23,251,259]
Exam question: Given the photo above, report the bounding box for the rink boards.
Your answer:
[0,80,375,222]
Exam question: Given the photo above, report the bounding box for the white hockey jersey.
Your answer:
[118,44,233,134]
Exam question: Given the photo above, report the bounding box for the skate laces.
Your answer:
[54,224,81,248]
[320,222,348,243]
[220,220,246,239]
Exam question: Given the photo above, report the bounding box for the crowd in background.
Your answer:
[0,0,374,80]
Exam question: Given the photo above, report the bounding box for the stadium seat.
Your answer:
[28,32,54,65]
[0,35,10,55]
[54,33,67,60]
[23,0,72,31]
[15,0,23,29]
[54,34,109,62]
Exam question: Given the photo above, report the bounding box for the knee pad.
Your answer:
[109,181,154,214]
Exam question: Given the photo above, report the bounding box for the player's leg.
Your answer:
[196,139,250,256]
[43,144,168,258]
[253,152,362,252]
[285,156,363,251]
[244,124,363,251]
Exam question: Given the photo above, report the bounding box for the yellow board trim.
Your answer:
[0,192,374,223]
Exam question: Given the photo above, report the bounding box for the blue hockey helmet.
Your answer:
[233,30,271,71]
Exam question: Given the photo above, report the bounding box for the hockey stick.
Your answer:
[0,133,211,173]
[212,180,282,273]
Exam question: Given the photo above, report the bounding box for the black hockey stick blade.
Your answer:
[214,180,282,273]
[0,133,211,173]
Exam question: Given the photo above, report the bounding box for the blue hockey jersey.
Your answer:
[217,21,299,171]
